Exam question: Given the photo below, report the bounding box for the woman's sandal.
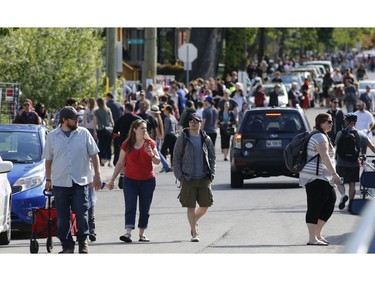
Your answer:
[139,235,150,242]
[306,240,328,246]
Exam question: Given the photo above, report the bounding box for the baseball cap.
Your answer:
[23,99,32,105]
[189,113,202,122]
[59,106,80,119]
[344,112,357,122]
[204,96,213,103]
[106,92,114,99]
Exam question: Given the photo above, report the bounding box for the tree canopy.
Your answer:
[0,28,105,110]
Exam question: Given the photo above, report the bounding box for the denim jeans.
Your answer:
[53,183,89,249]
[123,177,156,229]
[88,187,96,235]
[157,139,170,170]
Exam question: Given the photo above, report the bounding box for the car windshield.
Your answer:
[0,131,41,163]
[269,74,301,85]
[359,82,375,90]
[262,86,286,97]
[251,85,285,97]
[241,111,305,134]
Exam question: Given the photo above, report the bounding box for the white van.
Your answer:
[303,60,334,74]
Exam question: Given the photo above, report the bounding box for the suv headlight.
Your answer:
[13,171,44,192]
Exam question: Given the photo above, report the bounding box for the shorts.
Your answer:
[179,177,213,208]
[336,166,360,183]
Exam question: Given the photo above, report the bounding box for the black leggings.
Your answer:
[161,134,177,164]
[305,179,337,224]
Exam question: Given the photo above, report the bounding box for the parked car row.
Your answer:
[261,61,333,108]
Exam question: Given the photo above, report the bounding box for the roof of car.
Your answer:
[0,124,44,132]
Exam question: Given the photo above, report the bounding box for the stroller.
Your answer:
[349,155,375,215]
[30,190,77,253]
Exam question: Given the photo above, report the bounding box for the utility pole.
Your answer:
[106,28,117,95]
[142,28,157,89]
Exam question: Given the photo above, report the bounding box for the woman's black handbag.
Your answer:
[118,174,124,189]
[226,126,235,135]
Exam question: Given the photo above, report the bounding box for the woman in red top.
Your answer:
[301,79,311,110]
[107,119,160,243]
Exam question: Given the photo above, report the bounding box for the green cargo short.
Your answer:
[179,177,213,208]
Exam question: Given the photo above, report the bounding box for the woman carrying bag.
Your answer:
[218,101,236,161]
[94,97,114,167]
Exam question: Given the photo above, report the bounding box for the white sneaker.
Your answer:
[191,233,200,242]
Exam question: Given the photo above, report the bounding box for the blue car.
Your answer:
[0,124,48,231]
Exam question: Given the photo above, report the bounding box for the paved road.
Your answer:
[4,107,361,252]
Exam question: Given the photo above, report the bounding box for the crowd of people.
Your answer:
[10,52,375,251]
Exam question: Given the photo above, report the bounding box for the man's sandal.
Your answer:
[119,233,132,243]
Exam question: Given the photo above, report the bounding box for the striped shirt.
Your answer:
[299,132,335,187]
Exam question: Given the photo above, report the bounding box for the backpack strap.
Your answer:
[306,154,319,175]
[353,129,362,155]
[306,131,321,175]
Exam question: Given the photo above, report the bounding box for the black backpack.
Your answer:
[336,129,360,162]
[283,131,320,174]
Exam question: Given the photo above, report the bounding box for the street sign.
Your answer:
[127,39,145,44]
[178,43,197,63]
[178,43,197,85]
[5,89,14,102]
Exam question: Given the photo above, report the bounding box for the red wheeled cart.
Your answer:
[30,190,77,253]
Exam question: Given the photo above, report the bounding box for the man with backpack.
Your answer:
[335,113,375,213]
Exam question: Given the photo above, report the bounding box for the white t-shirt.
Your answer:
[355,110,374,138]
[299,132,335,187]
[83,107,97,130]
[196,108,203,118]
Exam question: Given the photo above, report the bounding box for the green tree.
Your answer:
[221,28,257,72]
[333,28,374,52]
[0,28,105,110]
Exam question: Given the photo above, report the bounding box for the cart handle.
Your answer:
[359,155,375,161]
[43,189,53,197]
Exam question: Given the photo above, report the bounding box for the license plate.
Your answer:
[266,140,281,148]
